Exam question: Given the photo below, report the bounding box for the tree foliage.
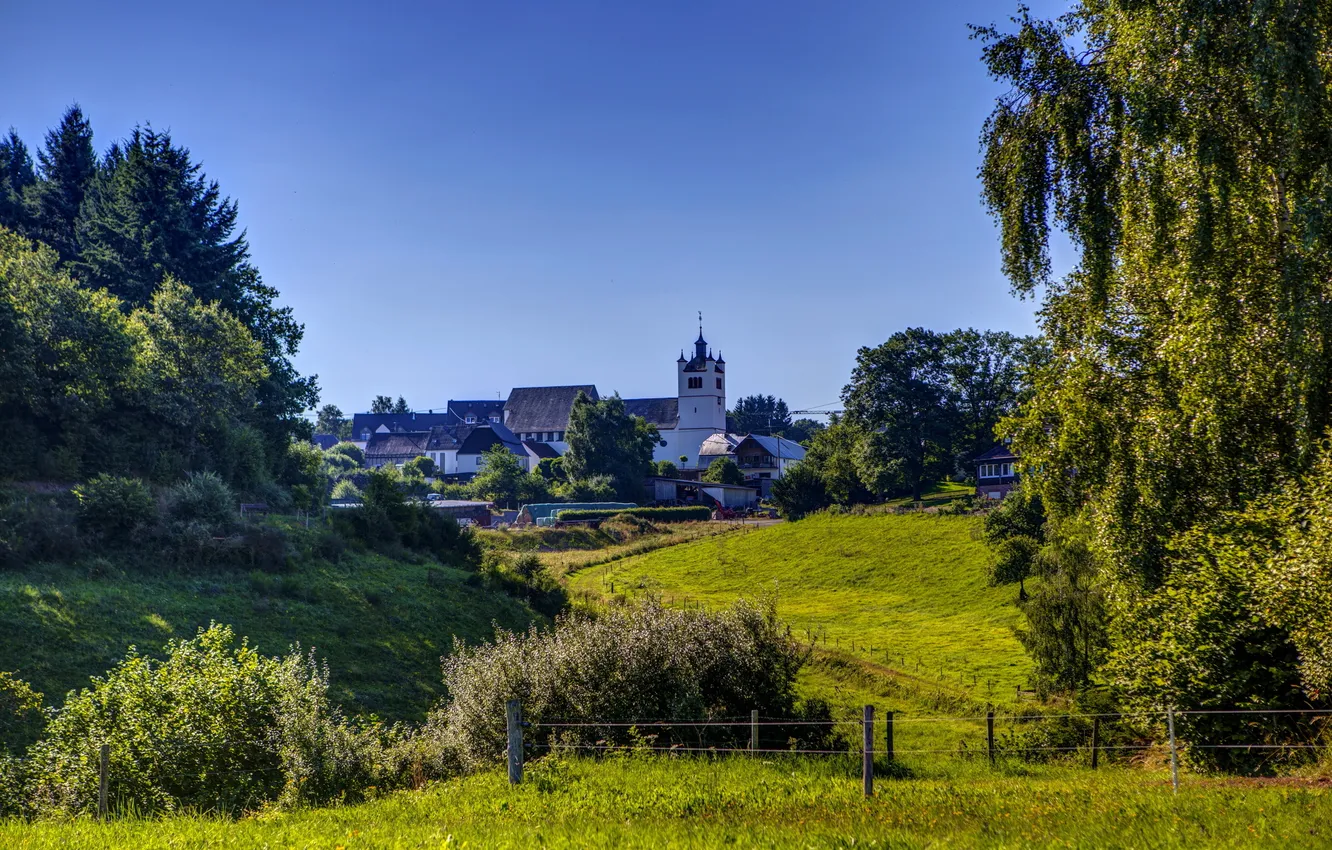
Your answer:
[701,456,746,486]
[976,4,1332,713]
[468,445,526,507]
[729,395,791,435]
[844,328,1042,500]
[0,110,316,487]
[563,392,658,502]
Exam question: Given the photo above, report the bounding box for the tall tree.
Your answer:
[315,404,345,435]
[563,392,658,502]
[26,106,96,262]
[941,329,1046,465]
[0,129,35,234]
[370,395,394,414]
[976,5,1332,708]
[73,126,315,454]
[843,328,954,501]
[729,395,791,435]
[391,396,410,415]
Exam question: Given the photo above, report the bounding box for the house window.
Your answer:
[688,377,702,389]
[716,378,722,389]
[466,415,476,424]
[490,415,500,423]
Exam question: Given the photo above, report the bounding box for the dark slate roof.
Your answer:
[312,434,340,451]
[365,431,429,460]
[523,441,561,459]
[448,399,505,423]
[974,444,1019,462]
[504,385,599,433]
[425,425,461,451]
[351,412,455,439]
[623,397,679,429]
[458,423,526,457]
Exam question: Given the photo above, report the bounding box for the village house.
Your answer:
[974,444,1020,500]
[342,324,808,484]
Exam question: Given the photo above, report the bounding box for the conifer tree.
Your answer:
[26,106,97,262]
[0,129,35,233]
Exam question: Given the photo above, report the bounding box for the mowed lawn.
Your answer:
[569,513,1034,704]
[5,757,1327,849]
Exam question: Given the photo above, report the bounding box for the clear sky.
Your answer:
[5,0,1070,417]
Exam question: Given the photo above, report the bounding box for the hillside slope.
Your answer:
[569,512,1033,707]
[0,554,536,720]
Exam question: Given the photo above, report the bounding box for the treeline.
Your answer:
[972,3,1332,767]
[0,108,315,490]
[773,328,1045,518]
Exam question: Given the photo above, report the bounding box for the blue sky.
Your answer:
[5,0,1070,417]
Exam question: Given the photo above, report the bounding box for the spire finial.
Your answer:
[698,310,703,337]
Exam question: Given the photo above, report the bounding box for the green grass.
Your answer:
[0,553,536,720]
[5,756,1328,848]
[569,512,1033,710]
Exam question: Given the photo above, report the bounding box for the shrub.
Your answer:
[73,474,156,543]
[556,506,712,523]
[771,463,826,520]
[24,624,395,816]
[326,442,365,466]
[431,598,811,771]
[0,672,43,754]
[331,479,362,500]
[701,457,746,486]
[164,471,235,529]
[0,493,83,567]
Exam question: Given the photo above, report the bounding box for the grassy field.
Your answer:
[478,520,744,578]
[5,756,1327,848]
[0,553,535,720]
[568,512,1033,711]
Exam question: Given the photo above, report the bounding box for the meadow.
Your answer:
[3,756,1326,849]
[568,512,1034,710]
[0,552,533,720]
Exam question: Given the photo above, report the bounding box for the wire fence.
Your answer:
[502,704,1332,796]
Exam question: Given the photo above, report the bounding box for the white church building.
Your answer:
[623,329,729,468]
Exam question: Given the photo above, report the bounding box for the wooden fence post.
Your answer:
[862,704,874,797]
[885,710,894,762]
[506,700,523,785]
[986,711,996,765]
[1091,717,1100,769]
[1166,707,1179,795]
[98,742,109,820]
[751,709,759,756]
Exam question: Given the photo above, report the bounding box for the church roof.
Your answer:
[624,397,679,429]
[504,385,599,433]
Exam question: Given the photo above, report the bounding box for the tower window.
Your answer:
[716,378,722,389]
[688,377,702,389]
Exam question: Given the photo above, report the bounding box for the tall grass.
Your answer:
[4,756,1328,848]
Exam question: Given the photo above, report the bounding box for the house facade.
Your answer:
[974,444,1020,500]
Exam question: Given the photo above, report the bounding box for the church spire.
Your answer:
[694,310,707,360]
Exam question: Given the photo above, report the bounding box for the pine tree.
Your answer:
[26,106,97,262]
[0,129,36,233]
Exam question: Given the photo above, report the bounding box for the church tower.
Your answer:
[676,319,726,450]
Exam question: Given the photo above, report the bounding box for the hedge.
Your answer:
[556,506,714,523]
